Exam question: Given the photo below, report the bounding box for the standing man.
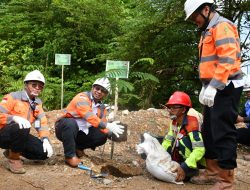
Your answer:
[184,0,244,189]
[162,91,205,182]
[55,77,124,167]
[0,70,53,174]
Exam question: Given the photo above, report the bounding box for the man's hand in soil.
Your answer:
[172,165,185,182]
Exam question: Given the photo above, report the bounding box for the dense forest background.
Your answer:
[0,0,249,111]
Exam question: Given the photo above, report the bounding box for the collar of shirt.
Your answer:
[206,12,220,30]
[92,101,101,109]
[89,92,102,106]
[181,115,188,126]
[172,114,188,133]
[22,90,41,104]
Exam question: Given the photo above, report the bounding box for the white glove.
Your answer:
[13,116,31,129]
[107,111,115,122]
[203,85,217,107]
[199,86,205,104]
[106,121,125,138]
[42,138,53,158]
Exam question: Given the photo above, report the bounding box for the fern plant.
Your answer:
[92,58,159,110]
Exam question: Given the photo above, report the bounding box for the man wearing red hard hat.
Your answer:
[162,91,205,182]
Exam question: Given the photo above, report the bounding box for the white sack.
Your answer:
[136,133,183,185]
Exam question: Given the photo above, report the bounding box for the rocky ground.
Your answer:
[0,109,250,190]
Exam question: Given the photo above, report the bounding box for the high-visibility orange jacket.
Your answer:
[199,12,243,90]
[63,92,109,134]
[0,90,50,138]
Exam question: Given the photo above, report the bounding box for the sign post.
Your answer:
[106,60,130,118]
[106,60,130,79]
[105,60,129,159]
[55,54,71,109]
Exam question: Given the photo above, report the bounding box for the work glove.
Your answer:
[172,165,185,182]
[42,138,53,158]
[106,121,125,138]
[13,116,31,129]
[107,111,115,122]
[203,85,217,107]
[199,86,205,104]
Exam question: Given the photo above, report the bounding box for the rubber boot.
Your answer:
[6,150,26,174]
[209,169,234,190]
[190,159,220,184]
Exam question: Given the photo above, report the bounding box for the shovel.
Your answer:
[78,164,108,178]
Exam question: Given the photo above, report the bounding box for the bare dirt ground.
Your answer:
[0,109,250,190]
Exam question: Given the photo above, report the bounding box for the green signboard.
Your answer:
[55,54,71,65]
[106,60,130,78]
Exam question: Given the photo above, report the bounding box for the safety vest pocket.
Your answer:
[13,104,27,115]
[202,35,215,58]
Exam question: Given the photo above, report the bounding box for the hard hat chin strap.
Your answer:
[199,9,211,31]
[198,4,215,31]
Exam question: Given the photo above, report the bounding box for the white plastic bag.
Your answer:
[136,133,183,185]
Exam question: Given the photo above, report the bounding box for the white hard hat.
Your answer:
[243,75,250,92]
[24,70,45,84]
[184,0,214,20]
[92,77,111,93]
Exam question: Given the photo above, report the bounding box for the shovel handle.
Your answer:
[78,164,91,171]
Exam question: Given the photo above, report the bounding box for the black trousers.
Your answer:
[0,123,47,160]
[55,118,107,158]
[237,128,250,147]
[202,82,243,169]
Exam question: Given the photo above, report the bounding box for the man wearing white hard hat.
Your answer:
[55,77,125,167]
[0,70,53,174]
[184,0,243,189]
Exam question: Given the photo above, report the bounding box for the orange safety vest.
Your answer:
[0,90,50,138]
[199,12,243,90]
[63,92,109,134]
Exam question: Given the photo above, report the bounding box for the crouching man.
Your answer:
[162,91,205,182]
[55,77,125,167]
[0,70,53,174]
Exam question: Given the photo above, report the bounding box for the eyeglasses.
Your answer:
[94,85,108,94]
[29,82,44,90]
[168,106,184,110]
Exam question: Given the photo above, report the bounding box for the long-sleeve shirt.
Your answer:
[239,100,250,128]
[199,12,243,90]
[162,112,205,173]
[0,90,49,138]
[63,91,109,134]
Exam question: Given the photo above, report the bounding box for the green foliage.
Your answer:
[130,72,159,83]
[0,0,248,111]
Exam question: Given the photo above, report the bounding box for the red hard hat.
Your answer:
[166,91,192,107]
